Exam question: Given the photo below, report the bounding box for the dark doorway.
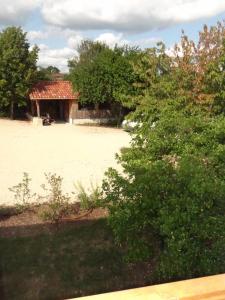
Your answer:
[39,100,68,121]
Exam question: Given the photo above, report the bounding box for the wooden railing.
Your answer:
[68,274,225,300]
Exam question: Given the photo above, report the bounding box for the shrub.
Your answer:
[102,110,225,281]
[39,173,71,225]
[74,182,102,211]
[8,172,36,212]
[0,205,18,218]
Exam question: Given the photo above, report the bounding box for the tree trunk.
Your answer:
[117,105,122,128]
[10,101,14,120]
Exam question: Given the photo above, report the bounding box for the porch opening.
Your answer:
[32,100,70,122]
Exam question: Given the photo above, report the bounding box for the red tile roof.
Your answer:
[29,81,79,100]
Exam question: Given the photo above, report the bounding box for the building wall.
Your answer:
[70,100,114,124]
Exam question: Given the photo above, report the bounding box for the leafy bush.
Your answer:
[103,109,225,281]
[8,172,36,212]
[7,173,101,224]
[0,205,18,218]
[0,110,8,118]
[39,173,71,225]
[74,182,102,211]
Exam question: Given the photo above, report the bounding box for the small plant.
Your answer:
[74,182,102,211]
[39,173,71,226]
[0,205,18,218]
[8,172,36,213]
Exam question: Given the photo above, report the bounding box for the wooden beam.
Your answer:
[36,100,40,118]
[69,100,76,122]
[71,274,225,300]
[59,101,64,120]
[31,101,35,116]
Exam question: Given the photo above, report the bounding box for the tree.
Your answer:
[45,66,60,74]
[102,22,225,282]
[128,22,225,123]
[122,41,184,128]
[205,39,225,114]
[37,65,60,81]
[0,27,39,119]
[103,107,225,280]
[68,40,139,108]
[172,22,225,108]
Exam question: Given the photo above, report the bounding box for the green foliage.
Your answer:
[37,65,60,80]
[74,182,102,211]
[8,172,36,213]
[45,65,60,74]
[0,205,18,218]
[103,108,225,280]
[0,26,39,119]
[205,39,225,114]
[68,40,139,107]
[39,173,71,225]
[0,109,8,118]
[7,172,103,224]
[128,23,225,121]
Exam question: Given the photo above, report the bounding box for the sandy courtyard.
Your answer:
[0,119,130,205]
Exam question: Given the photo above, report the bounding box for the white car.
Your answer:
[122,119,155,131]
[122,119,139,131]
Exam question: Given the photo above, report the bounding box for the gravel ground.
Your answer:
[0,119,130,205]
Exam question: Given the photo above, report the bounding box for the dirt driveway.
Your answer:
[0,119,130,205]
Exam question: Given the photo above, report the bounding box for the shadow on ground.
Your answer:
[0,219,155,300]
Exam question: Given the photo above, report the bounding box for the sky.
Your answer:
[0,0,225,72]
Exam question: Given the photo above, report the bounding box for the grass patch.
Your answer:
[0,219,154,300]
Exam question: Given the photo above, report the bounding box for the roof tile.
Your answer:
[29,81,79,100]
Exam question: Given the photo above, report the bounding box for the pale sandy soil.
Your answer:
[0,119,130,205]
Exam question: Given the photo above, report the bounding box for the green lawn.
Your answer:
[0,219,153,300]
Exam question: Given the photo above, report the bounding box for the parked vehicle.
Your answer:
[42,113,55,126]
[122,119,139,131]
[122,119,155,132]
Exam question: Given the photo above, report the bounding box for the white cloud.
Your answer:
[27,30,48,41]
[27,27,85,54]
[94,32,161,49]
[37,44,77,72]
[36,32,161,73]
[67,32,130,51]
[133,37,161,48]
[41,0,225,32]
[27,26,85,47]
[46,27,81,39]
[0,0,40,25]
[95,33,128,48]
[67,35,84,49]
[0,0,224,34]
[165,46,181,58]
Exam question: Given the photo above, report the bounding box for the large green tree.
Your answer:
[68,40,139,108]
[0,27,39,119]
[172,22,225,109]
[128,22,225,122]
[103,106,225,280]
[102,22,225,282]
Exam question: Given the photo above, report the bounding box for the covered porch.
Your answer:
[29,80,79,123]
[29,80,116,125]
[31,99,72,122]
